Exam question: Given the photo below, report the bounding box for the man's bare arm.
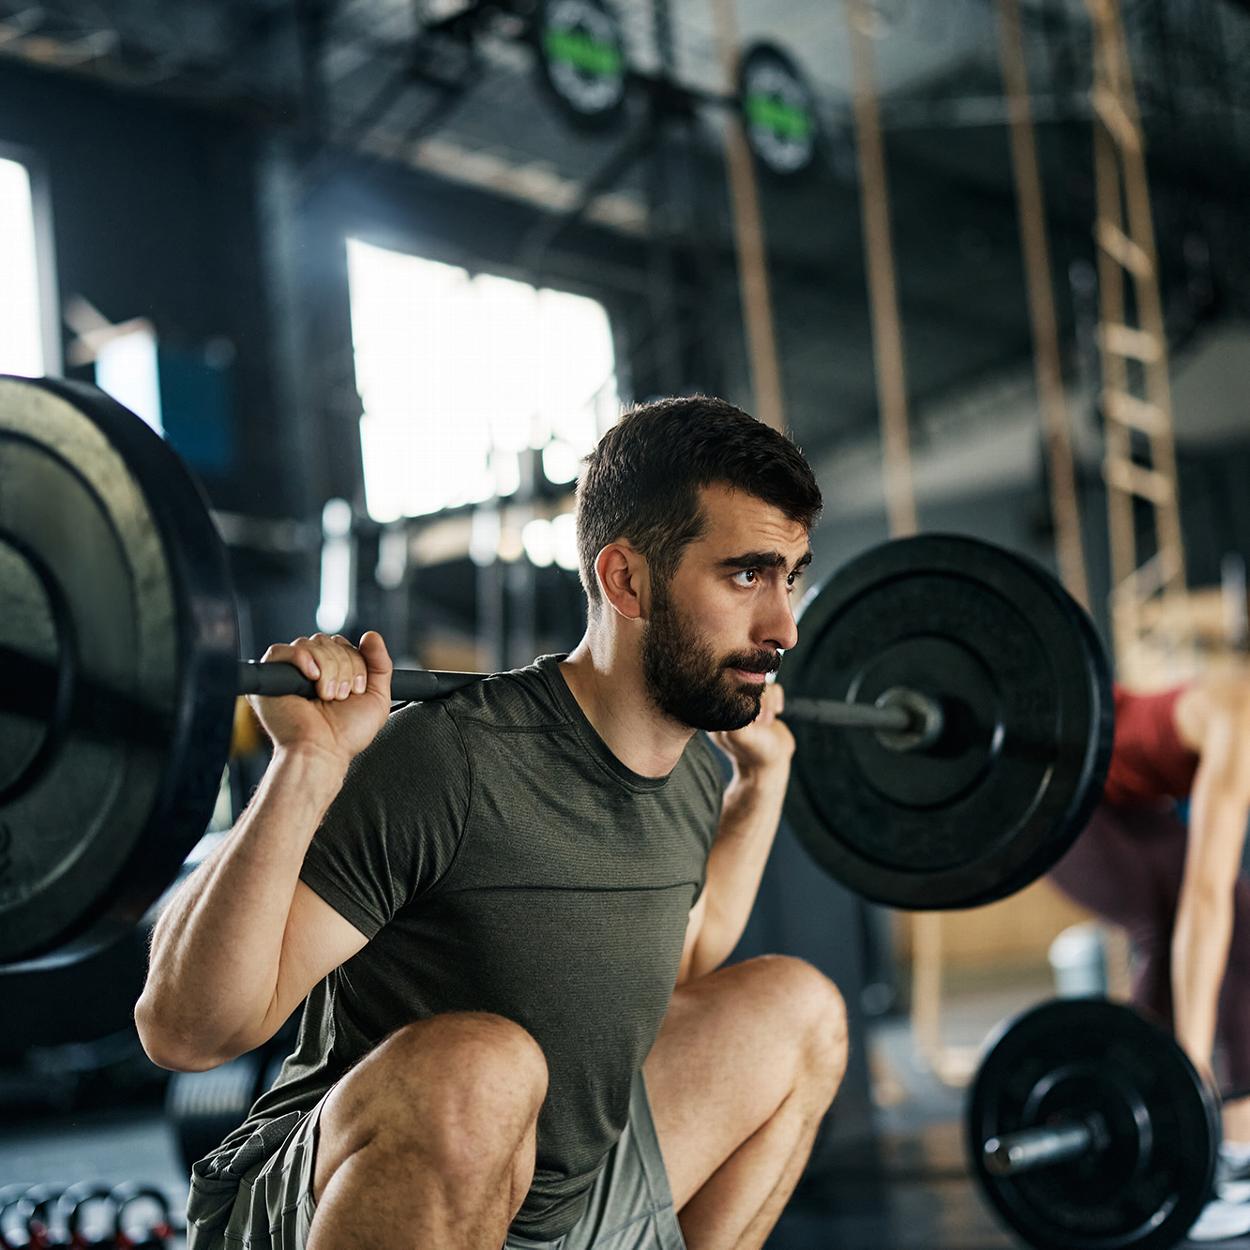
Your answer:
[136,632,391,1071]
[678,683,793,985]
[136,750,366,1070]
[678,767,789,984]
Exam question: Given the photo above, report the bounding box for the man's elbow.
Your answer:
[142,1043,221,1074]
[134,995,238,1072]
[134,1001,196,1071]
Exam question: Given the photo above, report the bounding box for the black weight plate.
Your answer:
[534,0,628,132]
[739,41,821,180]
[783,534,1113,909]
[0,375,237,964]
[967,998,1219,1250]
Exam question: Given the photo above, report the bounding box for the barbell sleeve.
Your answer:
[982,1117,1104,1177]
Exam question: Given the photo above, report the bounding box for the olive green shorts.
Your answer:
[186,1071,686,1250]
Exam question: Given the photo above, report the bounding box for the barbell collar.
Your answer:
[237,661,486,702]
[982,1115,1106,1177]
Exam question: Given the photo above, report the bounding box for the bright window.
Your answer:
[0,157,45,377]
[95,324,162,434]
[346,239,619,523]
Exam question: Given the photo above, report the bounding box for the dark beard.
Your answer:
[641,578,779,732]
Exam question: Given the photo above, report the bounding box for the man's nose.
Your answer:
[760,586,799,652]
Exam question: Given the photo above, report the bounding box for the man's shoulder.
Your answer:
[426,655,571,733]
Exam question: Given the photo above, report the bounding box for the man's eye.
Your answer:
[732,569,758,586]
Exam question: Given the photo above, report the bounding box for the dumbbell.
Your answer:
[966,998,1220,1250]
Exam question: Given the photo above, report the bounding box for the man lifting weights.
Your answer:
[135,396,849,1250]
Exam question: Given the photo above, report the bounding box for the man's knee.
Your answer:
[388,1013,547,1148]
[326,1012,548,1184]
[743,955,848,1093]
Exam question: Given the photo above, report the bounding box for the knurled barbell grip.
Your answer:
[982,1117,1106,1177]
[237,662,486,702]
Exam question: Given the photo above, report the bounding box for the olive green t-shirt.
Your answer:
[204,655,725,1240]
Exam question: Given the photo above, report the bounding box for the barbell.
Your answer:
[0,374,1113,965]
[967,997,1220,1250]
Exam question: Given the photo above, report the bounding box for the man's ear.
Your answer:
[595,542,649,621]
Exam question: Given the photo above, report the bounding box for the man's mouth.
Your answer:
[726,655,779,685]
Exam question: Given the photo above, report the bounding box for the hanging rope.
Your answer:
[997,0,1091,611]
[846,0,917,537]
[709,0,786,432]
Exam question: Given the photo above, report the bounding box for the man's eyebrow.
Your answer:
[718,550,813,574]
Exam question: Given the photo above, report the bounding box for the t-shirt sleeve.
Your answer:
[299,701,471,939]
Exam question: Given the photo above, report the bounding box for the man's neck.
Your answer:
[559,636,695,779]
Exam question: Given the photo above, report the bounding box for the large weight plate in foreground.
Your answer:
[784,534,1113,909]
[967,998,1218,1250]
[0,375,237,964]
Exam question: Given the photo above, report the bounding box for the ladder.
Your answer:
[1085,0,1190,680]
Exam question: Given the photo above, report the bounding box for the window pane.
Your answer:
[0,158,44,378]
[347,239,618,522]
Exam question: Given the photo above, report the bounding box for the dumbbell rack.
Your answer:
[1085,0,1193,685]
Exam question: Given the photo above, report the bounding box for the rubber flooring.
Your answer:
[2,1107,1245,1248]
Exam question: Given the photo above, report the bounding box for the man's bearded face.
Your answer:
[641,574,779,732]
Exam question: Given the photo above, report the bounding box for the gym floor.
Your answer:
[1,970,1243,1250]
[3,1100,1238,1249]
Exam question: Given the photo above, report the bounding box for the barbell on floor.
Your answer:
[1,374,1113,965]
[967,997,1220,1250]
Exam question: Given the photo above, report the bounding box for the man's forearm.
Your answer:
[688,766,789,979]
[137,748,345,1067]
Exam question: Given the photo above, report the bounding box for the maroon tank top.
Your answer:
[1102,684,1200,807]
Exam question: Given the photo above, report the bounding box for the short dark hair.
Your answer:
[575,395,823,608]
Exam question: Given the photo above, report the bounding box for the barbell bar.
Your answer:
[237,661,942,747]
[981,1116,1106,1178]
[967,998,1220,1250]
[16,653,936,753]
[1,374,1114,965]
